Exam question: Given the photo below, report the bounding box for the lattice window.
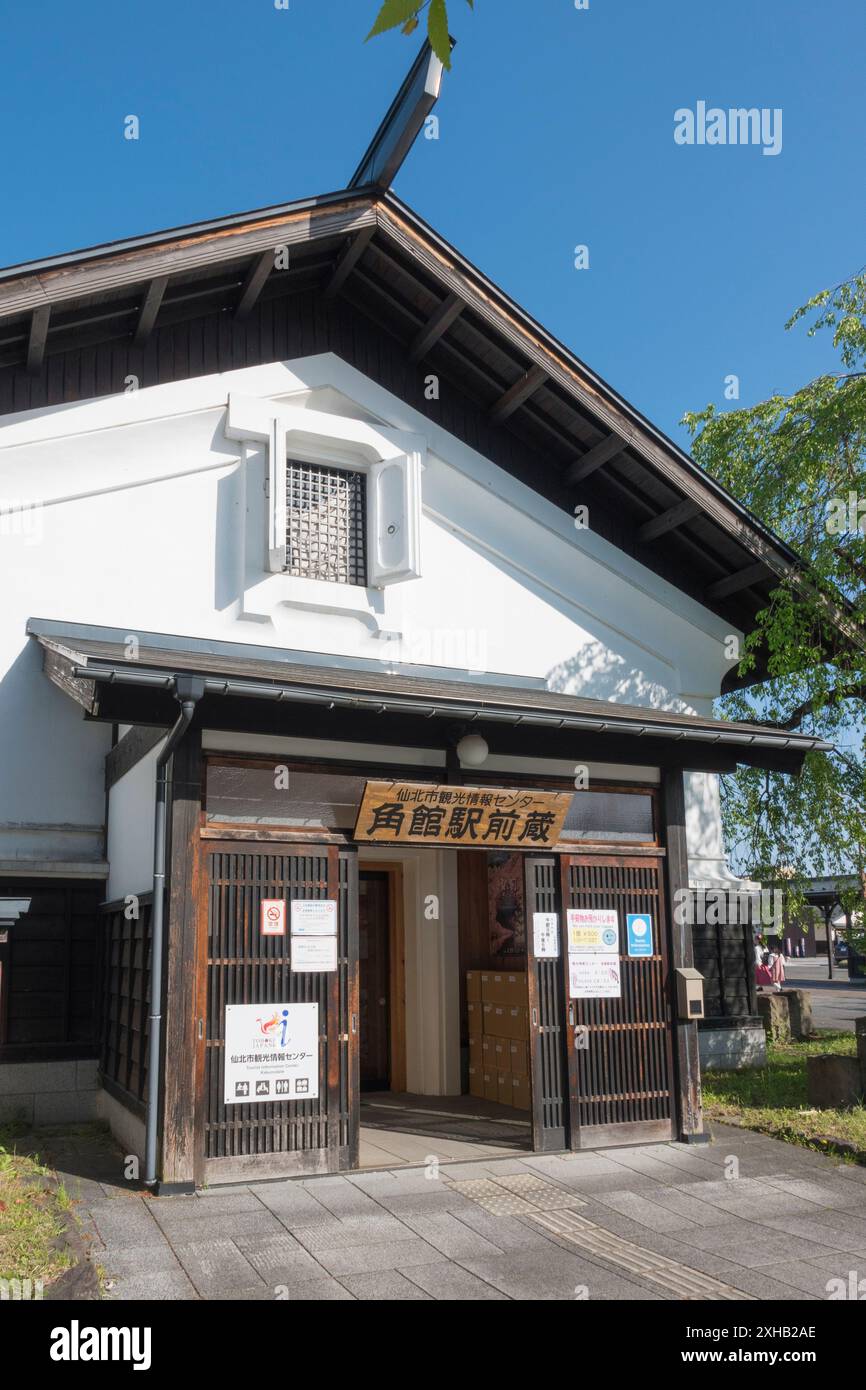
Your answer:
[285,460,367,585]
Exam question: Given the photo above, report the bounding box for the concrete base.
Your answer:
[699,1020,767,1071]
[96,1086,145,1167]
[0,1058,99,1124]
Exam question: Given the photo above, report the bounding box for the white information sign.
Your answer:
[224,1002,318,1105]
[291,935,338,973]
[290,899,338,936]
[566,908,619,954]
[568,953,622,999]
[532,912,560,958]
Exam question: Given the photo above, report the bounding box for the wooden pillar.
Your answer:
[662,767,706,1143]
[159,726,203,1189]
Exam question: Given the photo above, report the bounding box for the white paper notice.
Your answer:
[290,899,338,936]
[291,935,338,973]
[224,1002,318,1104]
[568,953,622,999]
[532,912,560,958]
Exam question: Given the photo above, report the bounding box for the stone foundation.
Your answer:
[0,1058,99,1124]
[96,1086,145,1166]
[699,1019,767,1071]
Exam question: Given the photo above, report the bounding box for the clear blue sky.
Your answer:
[2,0,864,448]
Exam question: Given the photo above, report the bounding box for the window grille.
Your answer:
[285,460,367,585]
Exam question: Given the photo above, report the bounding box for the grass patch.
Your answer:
[0,1124,74,1289]
[703,1031,866,1157]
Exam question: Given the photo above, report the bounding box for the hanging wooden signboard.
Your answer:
[353,781,572,849]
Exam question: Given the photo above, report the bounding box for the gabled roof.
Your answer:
[0,134,855,691]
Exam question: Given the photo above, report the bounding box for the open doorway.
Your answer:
[357,853,532,1169]
[359,870,391,1091]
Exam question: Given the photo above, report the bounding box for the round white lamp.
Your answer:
[456,733,489,767]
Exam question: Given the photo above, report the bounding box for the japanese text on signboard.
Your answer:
[353,781,572,848]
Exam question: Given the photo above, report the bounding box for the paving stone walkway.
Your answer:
[29,1121,866,1300]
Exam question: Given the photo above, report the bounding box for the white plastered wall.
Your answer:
[106,739,163,901]
[0,352,746,889]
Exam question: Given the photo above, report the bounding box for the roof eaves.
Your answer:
[0,185,376,284]
[378,191,805,577]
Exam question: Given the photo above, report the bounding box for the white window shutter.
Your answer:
[367,453,421,587]
[267,417,287,572]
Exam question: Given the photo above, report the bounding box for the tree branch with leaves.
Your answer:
[684,270,866,936]
[366,0,474,68]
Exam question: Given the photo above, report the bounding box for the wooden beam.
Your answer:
[489,364,548,425]
[349,40,447,191]
[637,498,702,544]
[324,225,375,301]
[160,726,203,1189]
[563,432,627,486]
[662,767,705,1144]
[704,560,770,601]
[105,724,165,791]
[409,292,463,362]
[26,305,50,375]
[133,276,168,347]
[234,252,272,322]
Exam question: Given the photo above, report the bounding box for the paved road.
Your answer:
[780,957,866,1032]
[38,1122,866,1301]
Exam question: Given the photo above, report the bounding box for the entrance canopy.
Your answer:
[29,618,829,775]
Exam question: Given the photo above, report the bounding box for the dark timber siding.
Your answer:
[0,878,103,1060]
[98,896,152,1114]
[693,912,758,1020]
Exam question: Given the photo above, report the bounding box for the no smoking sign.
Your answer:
[261,898,287,937]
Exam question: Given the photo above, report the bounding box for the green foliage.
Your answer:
[683,271,866,932]
[0,1133,72,1285]
[702,1033,866,1158]
[366,0,474,66]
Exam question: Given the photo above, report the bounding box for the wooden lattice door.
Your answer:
[524,856,569,1152]
[561,854,675,1148]
[195,843,358,1184]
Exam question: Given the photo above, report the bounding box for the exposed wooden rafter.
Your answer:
[133,276,168,347]
[563,432,627,486]
[638,498,702,544]
[234,252,273,322]
[489,364,548,425]
[324,225,376,301]
[26,304,50,375]
[409,291,463,363]
[704,560,769,601]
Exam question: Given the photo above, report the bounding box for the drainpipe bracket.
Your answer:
[174,675,206,703]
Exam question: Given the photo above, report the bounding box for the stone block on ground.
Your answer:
[780,989,813,1040]
[756,992,791,1043]
[806,1054,863,1110]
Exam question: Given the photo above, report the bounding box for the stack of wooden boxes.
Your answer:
[466,969,530,1111]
